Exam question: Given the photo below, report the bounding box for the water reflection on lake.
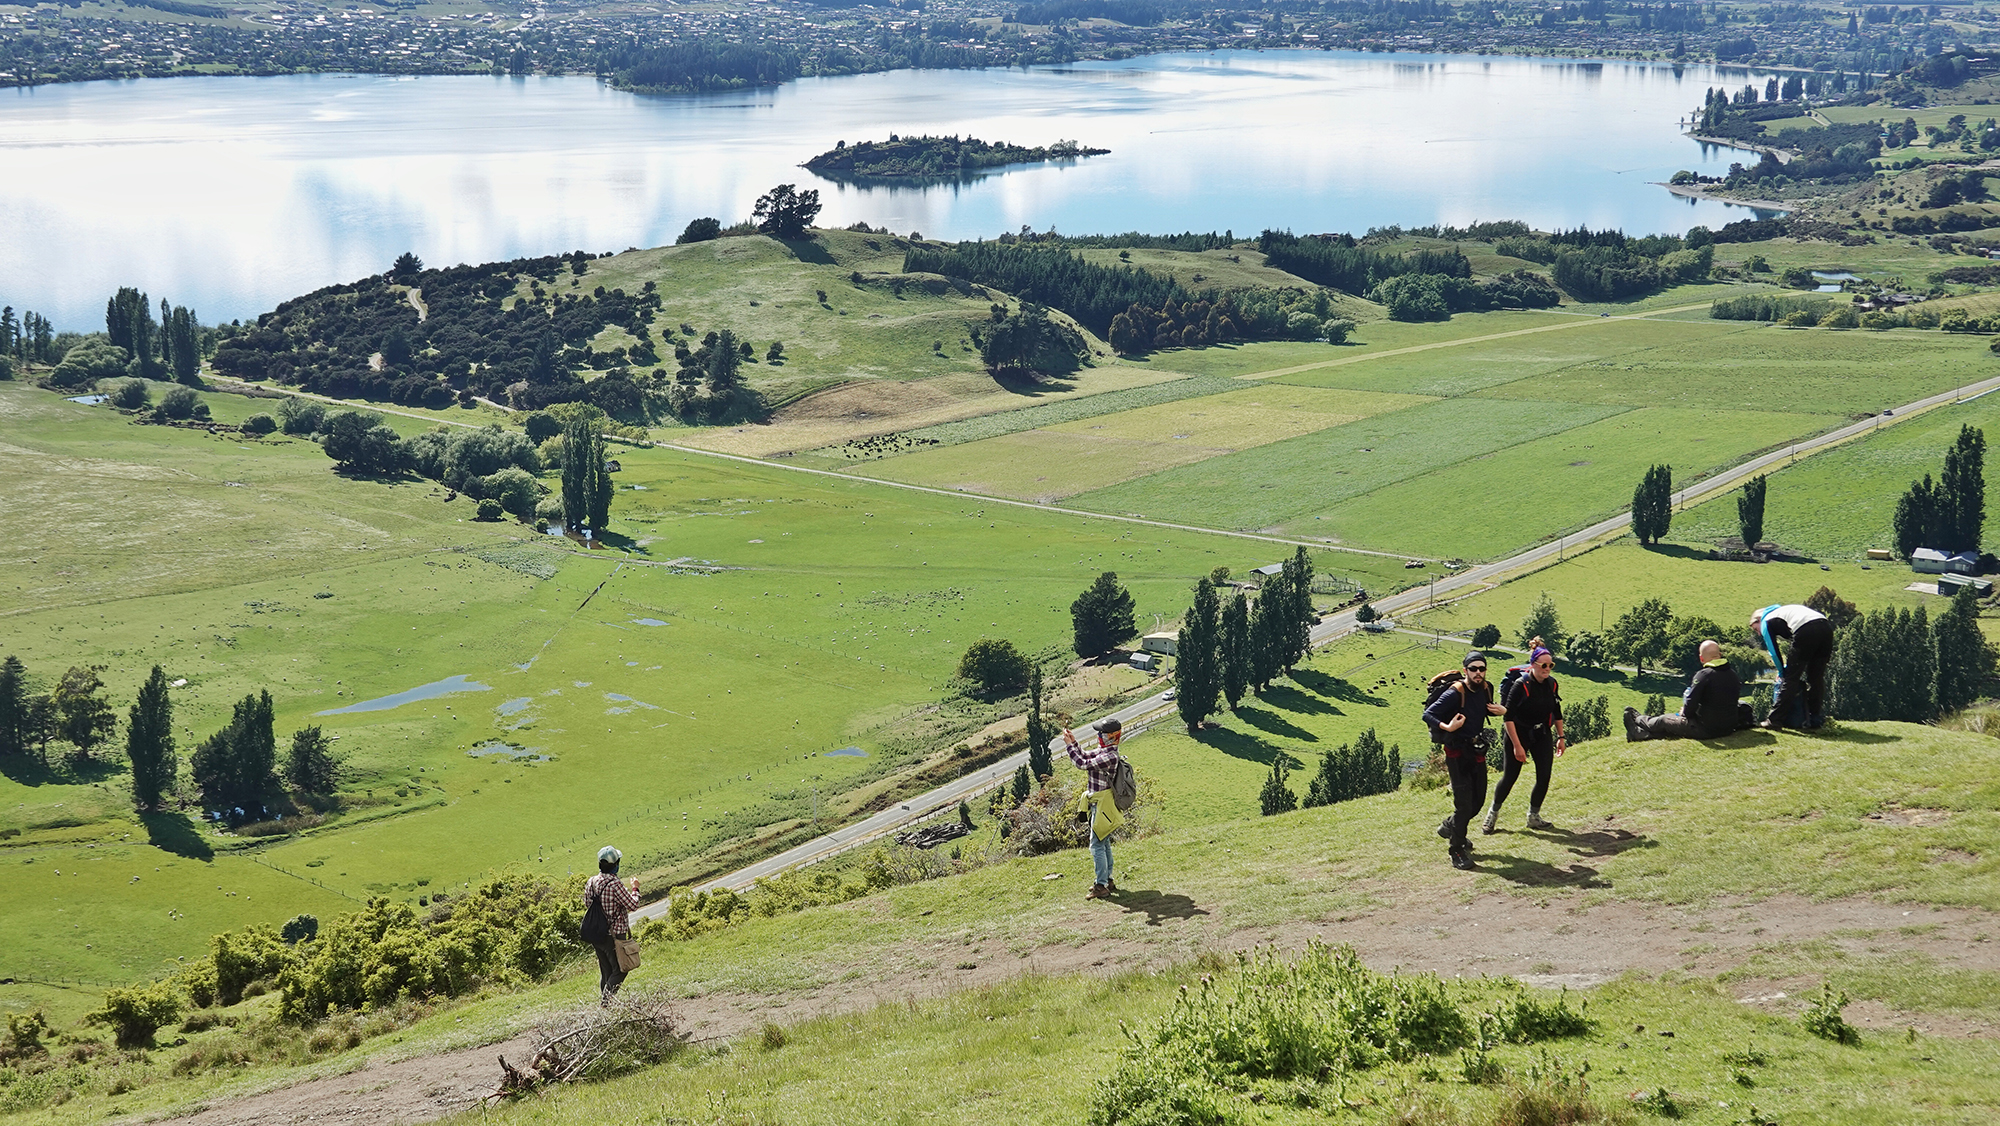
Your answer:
[1,51,1783,327]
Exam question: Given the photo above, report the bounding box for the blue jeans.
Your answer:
[1089,803,1113,885]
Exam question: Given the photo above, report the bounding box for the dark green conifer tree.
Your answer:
[125,666,176,809]
[1174,577,1222,733]
[1221,590,1251,711]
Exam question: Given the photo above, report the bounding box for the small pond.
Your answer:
[65,394,109,405]
[825,747,868,757]
[467,741,552,762]
[632,618,667,627]
[495,697,533,716]
[316,673,491,715]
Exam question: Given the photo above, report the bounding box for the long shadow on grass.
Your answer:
[0,754,123,788]
[141,811,215,861]
[1258,684,1340,717]
[1232,705,1319,744]
[1194,726,1297,768]
[1110,889,1210,927]
[1289,669,1387,709]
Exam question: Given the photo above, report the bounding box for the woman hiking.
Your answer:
[583,845,640,1002]
[1065,719,1125,900]
[1486,641,1565,833]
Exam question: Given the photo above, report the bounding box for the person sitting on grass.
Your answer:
[1065,719,1125,900]
[1625,639,1744,742]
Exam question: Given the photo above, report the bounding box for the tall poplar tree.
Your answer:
[1025,667,1054,781]
[1174,577,1222,733]
[1281,546,1315,671]
[51,666,116,765]
[1738,473,1767,549]
[0,655,26,760]
[559,412,612,535]
[1248,589,1283,693]
[1942,424,1986,553]
[125,666,175,809]
[1631,464,1673,545]
[1221,590,1251,711]
[1932,586,1995,717]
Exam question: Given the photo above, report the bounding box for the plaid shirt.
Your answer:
[585,873,639,937]
[1065,731,1123,795]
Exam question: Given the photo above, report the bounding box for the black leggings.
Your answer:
[594,937,628,1001]
[1445,753,1487,852]
[1492,728,1553,814]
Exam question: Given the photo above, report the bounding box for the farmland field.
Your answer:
[860,386,1432,500]
[1,380,1410,983]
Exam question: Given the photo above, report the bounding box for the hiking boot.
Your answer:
[1450,849,1474,871]
[1759,718,1784,731]
[1481,809,1499,835]
[1104,879,1117,894]
[1623,706,1643,742]
[1086,883,1109,900]
[1436,816,1454,841]
[1527,810,1553,830]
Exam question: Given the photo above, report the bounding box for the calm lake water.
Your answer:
[2,51,1782,327]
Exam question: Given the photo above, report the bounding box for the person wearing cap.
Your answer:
[1423,651,1507,870]
[1625,638,1743,741]
[586,846,640,1000]
[1488,640,1564,834]
[1065,718,1124,899]
[1750,603,1832,730]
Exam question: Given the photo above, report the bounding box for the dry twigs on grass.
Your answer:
[489,992,689,1101]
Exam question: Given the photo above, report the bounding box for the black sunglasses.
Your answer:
[1465,663,1488,672]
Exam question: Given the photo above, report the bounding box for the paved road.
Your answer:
[633,690,1180,919]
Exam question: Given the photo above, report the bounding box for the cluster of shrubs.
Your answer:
[208,251,684,418]
[77,876,584,1052]
[1367,269,1561,322]
[1090,940,1592,1125]
[1258,727,1401,815]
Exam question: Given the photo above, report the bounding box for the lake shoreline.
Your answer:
[1657,181,1795,213]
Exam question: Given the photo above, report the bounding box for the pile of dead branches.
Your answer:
[490,992,688,1100]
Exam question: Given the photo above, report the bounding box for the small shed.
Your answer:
[1128,652,1159,672]
[1141,632,1178,656]
[1912,548,1978,575]
[1251,563,1285,580]
[604,459,622,472]
[1939,572,1994,597]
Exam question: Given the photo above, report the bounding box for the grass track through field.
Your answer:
[1233,300,1717,381]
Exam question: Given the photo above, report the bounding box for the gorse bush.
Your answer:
[1566,696,1612,743]
[1488,985,1592,1043]
[1093,942,1474,1124]
[1802,983,1861,1045]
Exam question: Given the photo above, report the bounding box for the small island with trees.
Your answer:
[803,135,1109,182]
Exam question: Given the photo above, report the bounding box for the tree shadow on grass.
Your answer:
[0,753,124,788]
[1233,705,1319,743]
[1111,889,1210,926]
[1193,725,1297,768]
[1258,683,1339,717]
[778,237,837,265]
[598,530,649,556]
[141,811,214,861]
[1288,669,1387,709]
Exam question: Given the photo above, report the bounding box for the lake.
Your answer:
[1,51,1784,328]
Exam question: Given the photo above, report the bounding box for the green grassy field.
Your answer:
[5,379,1398,984]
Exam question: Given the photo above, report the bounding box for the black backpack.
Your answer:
[1422,670,1466,744]
[1498,665,1558,711]
[579,881,610,945]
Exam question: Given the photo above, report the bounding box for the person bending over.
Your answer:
[1750,603,1832,730]
[1625,640,1743,741]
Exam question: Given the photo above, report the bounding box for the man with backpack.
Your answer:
[1487,642,1565,833]
[1750,603,1832,730]
[1065,719,1128,900]
[1625,639,1743,741]
[1423,651,1507,870]
[581,845,641,1002]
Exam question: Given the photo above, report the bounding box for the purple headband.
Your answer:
[1530,646,1552,664]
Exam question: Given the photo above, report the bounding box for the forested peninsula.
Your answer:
[805,136,1110,181]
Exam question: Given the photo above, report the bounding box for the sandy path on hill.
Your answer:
[159,889,1998,1126]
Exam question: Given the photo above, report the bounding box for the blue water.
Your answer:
[825,747,868,757]
[315,674,490,715]
[632,618,667,627]
[3,52,1786,327]
[65,394,108,405]
[495,697,533,716]
[467,740,552,762]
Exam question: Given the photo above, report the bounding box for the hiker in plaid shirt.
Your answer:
[1066,719,1124,899]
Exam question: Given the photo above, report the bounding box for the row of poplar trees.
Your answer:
[0,657,339,811]
[1173,547,1318,733]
